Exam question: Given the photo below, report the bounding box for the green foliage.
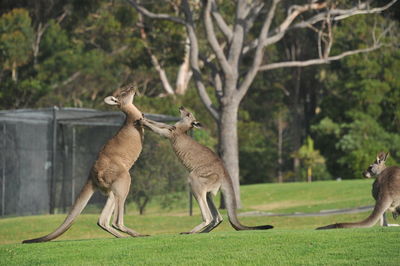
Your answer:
[292,136,330,181]
[130,133,187,214]
[0,9,33,78]
[238,118,277,184]
[313,46,400,179]
[313,111,400,179]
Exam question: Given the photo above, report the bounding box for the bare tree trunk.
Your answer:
[11,61,17,82]
[277,114,284,183]
[218,102,241,208]
[291,68,303,180]
[33,23,46,67]
[176,38,192,95]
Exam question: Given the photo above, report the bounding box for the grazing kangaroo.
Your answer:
[316,152,400,230]
[23,85,146,243]
[367,152,400,227]
[141,106,273,233]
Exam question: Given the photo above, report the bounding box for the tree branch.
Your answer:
[243,1,265,34]
[127,0,218,118]
[51,71,81,89]
[238,0,280,100]
[264,3,325,51]
[259,45,384,71]
[291,0,398,30]
[333,0,397,21]
[32,10,69,66]
[210,0,233,41]
[126,0,186,25]
[244,0,396,55]
[182,0,219,120]
[138,14,175,95]
[199,53,223,100]
[204,0,232,76]
[228,0,263,72]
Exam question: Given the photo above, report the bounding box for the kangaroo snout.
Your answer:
[363,171,371,178]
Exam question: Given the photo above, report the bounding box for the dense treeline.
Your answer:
[1,0,399,190]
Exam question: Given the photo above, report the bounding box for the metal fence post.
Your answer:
[50,106,58,214]
[1,123,6,216]
[71,126,76,204]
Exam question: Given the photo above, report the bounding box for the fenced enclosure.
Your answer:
[0,107,183,217]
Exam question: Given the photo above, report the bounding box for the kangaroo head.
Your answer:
[104,84,136,110]
[363,152,389,178]
[175,106,202,132]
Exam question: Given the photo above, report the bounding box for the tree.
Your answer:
[0,9,33,82]
[127,0,398,207]
[312,47,400,179]
[292,136,326,182]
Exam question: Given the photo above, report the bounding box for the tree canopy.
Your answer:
[0,0,399,194]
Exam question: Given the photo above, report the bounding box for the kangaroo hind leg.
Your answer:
[181,190,213,234]
[200,192,223,233]
[97,191,125,238]
[111,173,148,237]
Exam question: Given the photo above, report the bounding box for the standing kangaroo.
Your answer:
[23,85,146,243]
[317,152,400,230]
[141,106,273,234]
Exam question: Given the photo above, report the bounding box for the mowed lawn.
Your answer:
[1,179,399,265]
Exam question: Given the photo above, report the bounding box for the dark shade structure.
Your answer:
[0,107,178,217]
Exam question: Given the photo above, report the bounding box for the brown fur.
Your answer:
[142,106,273,233]
[23,85,146,243]
[317,152,400,229]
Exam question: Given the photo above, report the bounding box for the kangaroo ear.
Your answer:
[377,151,388,163]
[104,96,120,106]
[384,152,390,161]
[179,106,189,118]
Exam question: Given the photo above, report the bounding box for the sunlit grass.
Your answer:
[1,180,399,265]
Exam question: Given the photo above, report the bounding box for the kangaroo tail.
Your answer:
[221,179,273,231]
[22,180,95,243]
[316,198,391,230]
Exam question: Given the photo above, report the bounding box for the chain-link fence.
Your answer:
[0,107,180,217]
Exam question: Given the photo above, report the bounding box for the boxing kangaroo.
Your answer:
[141,106,273,234]
[317,152,400,230]
[23,85,146,243]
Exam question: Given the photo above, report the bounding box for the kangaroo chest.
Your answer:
[170,134,221,175]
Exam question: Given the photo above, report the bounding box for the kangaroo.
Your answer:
[367,152,400,227]
[316,152,400,230]
[23,84,146,243]
[141,106,273,234]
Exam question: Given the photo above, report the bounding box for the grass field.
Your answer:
[1,179,399,265]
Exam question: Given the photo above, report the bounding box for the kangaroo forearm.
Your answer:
[144,118,171,128]
[142,119,172,138]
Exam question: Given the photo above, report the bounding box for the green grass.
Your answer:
[1,228,399,265]
[1,179,399,265]
[125,179,377,216]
